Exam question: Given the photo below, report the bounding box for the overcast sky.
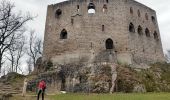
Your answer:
[6,0,170,54]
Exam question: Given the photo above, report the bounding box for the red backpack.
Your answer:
[38,81,46,90]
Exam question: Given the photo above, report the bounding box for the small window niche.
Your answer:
[106,0,109,3]
[60,29,68,39]
[55,9,62,18]
[130,7,133,15]
[71,18,74,25]
[88,2,96,14]
[154,31,159,41]
[145,13,148,20]
[151,16,156,24]
[103,4,108,13]
[145,28,150,37]
[137,10,141,17]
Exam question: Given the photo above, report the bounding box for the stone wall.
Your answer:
[43,0,165,67]
[125,0,165,64]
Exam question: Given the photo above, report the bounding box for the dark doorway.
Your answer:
[61,78,66,91]
[106,38,114,49]
[60,29,67,39]
[58,71,66,91]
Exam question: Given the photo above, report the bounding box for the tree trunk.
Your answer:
[11,56,14,72]
[0,53,2,73]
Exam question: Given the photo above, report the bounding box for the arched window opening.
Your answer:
[154,31,159,40]
[129,23,135,33]
[137,10,141,17]
[102,25,105,31]
[130,7,133,14]
[106,0,109,3]
[106,38,114,49]
[145,13,148,20]
[55,9,62,18]
[145,28,150,37]
[60,29,67,39]
[103,4,107,13]
[77,5,80,12]
[151,16,156,23]
[138,25,143,35]
[88,2,95,14]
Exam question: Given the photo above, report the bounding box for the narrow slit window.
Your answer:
[130,7,133,15]
[145,13,148,20]
[137,10,141,17]
[145,28,150,37]
[102,25,105,31]
[77,5,80,12]
[71,18,74,25]
[103,4,107,12]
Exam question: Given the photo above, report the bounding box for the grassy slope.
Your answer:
[50,93,170,100]
[11,93,170,100]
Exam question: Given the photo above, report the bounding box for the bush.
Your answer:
[45,61,53,71]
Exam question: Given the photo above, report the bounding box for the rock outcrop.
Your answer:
[27,63,117,93]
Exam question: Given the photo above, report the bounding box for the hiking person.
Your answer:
[22,78,28,97]
[37,80,46,100]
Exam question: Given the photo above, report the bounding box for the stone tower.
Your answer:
[43,0,165,67]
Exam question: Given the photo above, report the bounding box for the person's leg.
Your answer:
[42,90,44,100]
[37,89,41,100]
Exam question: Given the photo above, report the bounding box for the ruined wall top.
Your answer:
[48,0,155,13]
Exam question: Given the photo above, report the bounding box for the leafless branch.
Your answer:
[0,0,32,72]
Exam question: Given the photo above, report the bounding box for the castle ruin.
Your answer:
[39,0,165,93]
[43,0,165,67]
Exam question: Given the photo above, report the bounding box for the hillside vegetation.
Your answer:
[117,62,170,92]
[1,62,170,100]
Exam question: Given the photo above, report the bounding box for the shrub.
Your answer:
[45,61,53,71]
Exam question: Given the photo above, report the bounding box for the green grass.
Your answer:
[10,93,170,100]
[48,93,170,100]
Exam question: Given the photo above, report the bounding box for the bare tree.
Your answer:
[27,31,43,69]
[26,57,32,74]
[6,35,26,72]
[1,65,7,76]
[0,0,32,72]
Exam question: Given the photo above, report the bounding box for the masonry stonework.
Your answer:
[43,0,165,67]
